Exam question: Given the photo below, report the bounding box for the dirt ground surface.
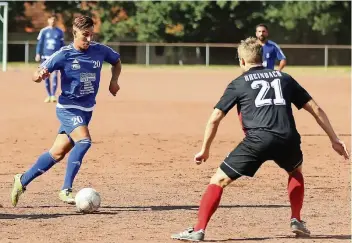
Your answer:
[0,66,350,243]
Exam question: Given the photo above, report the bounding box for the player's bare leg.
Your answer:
[172,168,235,241]
[60,125,92,204]
[49,133,75,161]
[11,134,72,206]
[50,71,58,102]
[287,165,310,237]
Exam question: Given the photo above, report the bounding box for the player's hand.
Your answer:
[194,150,210,165]
[109,81,120,96]
[39,68,50,79]
[33,68,49,83]
[331,139,349,160]
[35,54,41,62]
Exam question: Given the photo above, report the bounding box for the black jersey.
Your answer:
[215,66,312,138]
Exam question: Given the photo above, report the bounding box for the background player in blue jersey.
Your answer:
[35,15,65,103]
[11,16,122,206]
[256,24,287,71]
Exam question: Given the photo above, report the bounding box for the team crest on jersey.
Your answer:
[266,53,270,58]
[46,33,50,38]
[71,59,81,70]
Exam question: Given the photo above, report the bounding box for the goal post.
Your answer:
[0,2,8,71]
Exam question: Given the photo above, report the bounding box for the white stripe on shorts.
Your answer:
[56,103,94,112]
[293,158,303,169]
[222,161,244,176]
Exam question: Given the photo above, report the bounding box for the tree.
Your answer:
[7,1,28,32]
[95,1,265,43]
[93,1,136,42]
[44,1,93,35]
[260,1,351,44]
[8,1,351,45]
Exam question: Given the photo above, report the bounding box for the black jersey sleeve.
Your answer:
[291,77,312,110]
[214,81,239,114]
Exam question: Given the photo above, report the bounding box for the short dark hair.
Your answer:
[48,14,57,19]
[73,16,94,30]
[256,23,268,30]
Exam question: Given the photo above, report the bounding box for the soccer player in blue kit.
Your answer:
[36,15,65,103]
[11,16,122,206]
[256,24,287,71]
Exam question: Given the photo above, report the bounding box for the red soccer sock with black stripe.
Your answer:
[194,184,223,231]
[288,171,304,221]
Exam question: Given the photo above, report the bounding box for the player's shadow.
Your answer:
[308,235,351,240]
[204,237,272,242]
[204,234,351,242]
[0,204,291,218]
[0,213,78,220]
[18,205,70,209]
[302,133,351,137]
[101,204,289,212]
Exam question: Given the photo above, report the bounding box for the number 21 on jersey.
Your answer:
[251,78,286,107]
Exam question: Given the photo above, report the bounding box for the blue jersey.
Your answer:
[41,42,120,111]
[261,40,286,70]
[36,27,65,59]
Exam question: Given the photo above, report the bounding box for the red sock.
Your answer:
[194,184,223,231]
[288,171,304,221]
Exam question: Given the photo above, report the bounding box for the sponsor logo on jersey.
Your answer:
[72,59,81,70]
[80,73,96,82]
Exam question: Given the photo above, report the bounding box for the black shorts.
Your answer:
[220,130,303,180]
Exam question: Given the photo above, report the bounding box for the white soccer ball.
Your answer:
[75,188,101,213]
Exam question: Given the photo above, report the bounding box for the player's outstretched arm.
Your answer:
[32,68,50,83]
[278,59,287,71]
[195,108,225,164]
[35,30,44,62]
[109,59,122,96]
[274,44,286,71]
[302,99,349,160]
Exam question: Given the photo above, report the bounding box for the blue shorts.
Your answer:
[56,108,93,135]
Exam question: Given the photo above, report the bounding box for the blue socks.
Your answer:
[44,71,58,96]
[44,77,51,96]
[52,71,58,96]
[62,138,91,190]
[21,152,57,187]
[20,138,91,190]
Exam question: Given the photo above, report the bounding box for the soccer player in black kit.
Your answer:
[171,37,349,241]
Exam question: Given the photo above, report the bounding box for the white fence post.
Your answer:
[5,41,352,67]
[205,44,209,66]
[324,45,328,71]
[146,43,150,66]
[2,3,8,71]
[25,41,29,64]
